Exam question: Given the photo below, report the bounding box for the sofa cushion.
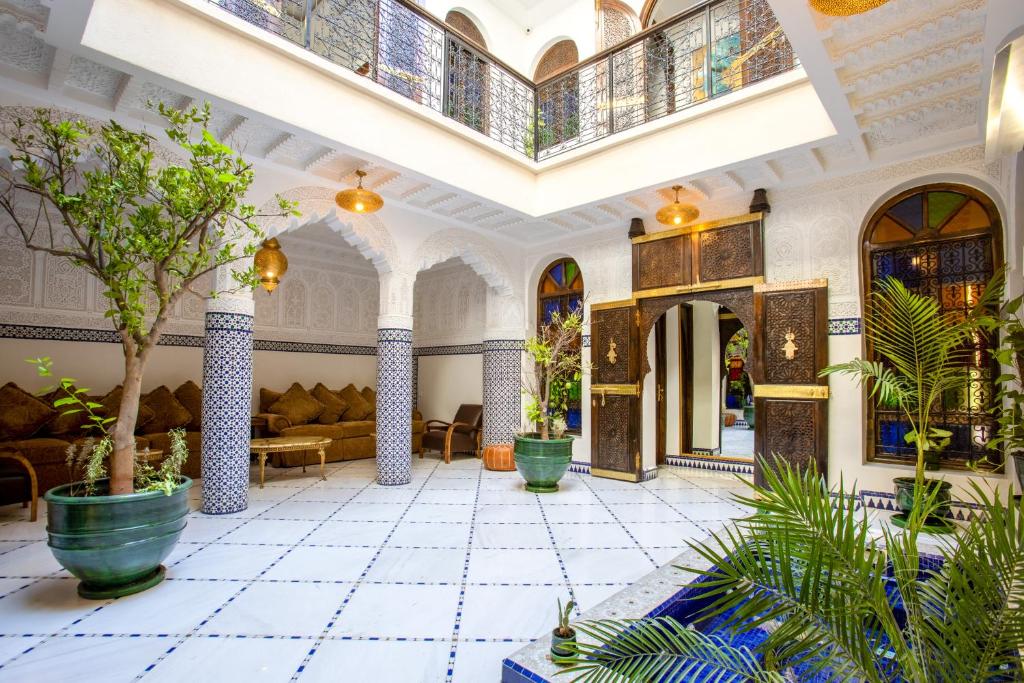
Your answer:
[1,437,71,466]
[174,380,203,431]
[41,385,96,438]
[98,386,156,433]
[312,383,348,425]
[268,383,324,426]
[0,383,56,440]
[339,384,373,421]
[340,420,375,439]
[280,423,347,440]
[413,409,423,422]
[412,419,424,435]
[361,387,377,421]
[142,385,193,434]
[259,388,282,414]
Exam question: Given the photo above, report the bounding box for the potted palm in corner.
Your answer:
[0,104,294,597]
[981,291,1024,496]
[516,307,585,493]
[820,275,1001,532]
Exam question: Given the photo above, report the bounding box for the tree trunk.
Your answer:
[110,353,145,494]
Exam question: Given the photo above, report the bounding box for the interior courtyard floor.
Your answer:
[720,424,755,458]
[0,457,752,682]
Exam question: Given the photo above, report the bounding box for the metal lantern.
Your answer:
[808,0,889,17]
[656,185,700,227]
[255,238,288,294]
[335,170,384,214]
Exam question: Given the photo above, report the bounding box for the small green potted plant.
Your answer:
[517,307,585,493]
[551,597,576,659]
[821,275,1001,532]
[0,104,293,597]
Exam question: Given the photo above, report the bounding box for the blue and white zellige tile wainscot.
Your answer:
[201,311,254,514]
[483,340,523,446]
[376,328,414,485]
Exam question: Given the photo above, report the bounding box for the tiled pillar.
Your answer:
[376,270,415,486]
[482,340,523,446]
[201,292,254,514]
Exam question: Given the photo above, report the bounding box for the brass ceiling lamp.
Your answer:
[656,185,700,227]
[255,238,288,294]
[808,0,889,16]
[335,170,383,214]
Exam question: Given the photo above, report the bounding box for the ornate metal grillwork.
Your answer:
[210,0,796,160]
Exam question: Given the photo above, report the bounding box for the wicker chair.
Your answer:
[0,450,38,522]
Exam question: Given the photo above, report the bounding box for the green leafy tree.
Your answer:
[524,307,585,440]
[987,292,1024,464]
[562,461,1024,682]
[0,104,295,494]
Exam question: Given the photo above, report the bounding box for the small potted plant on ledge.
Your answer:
[516,307,585,493]
[820,274,1001,533]
[551,597,576,660]
[0,104,293,597]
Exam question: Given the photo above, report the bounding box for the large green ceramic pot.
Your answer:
[45,477,192,599]
[742,405,755,430]
[891,476,953,533]
[514,434,573,493]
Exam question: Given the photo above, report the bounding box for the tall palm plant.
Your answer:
[821,275,1001,493]
[561,461,1024,682]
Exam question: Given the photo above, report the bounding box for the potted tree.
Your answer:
[820,275,1001,532]
[516,307,584,493]
[983,292,1024,496]
[0,104,293,597]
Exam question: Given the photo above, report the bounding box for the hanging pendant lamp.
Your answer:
[808,0,889,17]
[656,185,700,227]
[335,170,384,214]
[255,238,288,294]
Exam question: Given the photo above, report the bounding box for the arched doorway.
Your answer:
[537,258,585,433]
[533,40,580,157]
[862,183,1003,470]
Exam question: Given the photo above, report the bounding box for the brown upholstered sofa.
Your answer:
[256,382,424,466]
[0,380,204,496]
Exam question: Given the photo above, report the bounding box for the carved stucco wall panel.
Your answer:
[413,264,487,347]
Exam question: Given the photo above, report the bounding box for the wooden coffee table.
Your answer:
[250,436,331,489]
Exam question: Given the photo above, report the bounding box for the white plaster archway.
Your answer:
[258,186,400,275]
[412,228,516,297]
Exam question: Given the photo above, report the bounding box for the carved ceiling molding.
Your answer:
[413,228,516,297]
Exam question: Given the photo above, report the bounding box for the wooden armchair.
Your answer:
[420,404,484,464]
[0,450,38,522]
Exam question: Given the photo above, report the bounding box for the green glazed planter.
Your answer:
[551,627,577,659]
[743,405,755,430]
[45,477,192,599]
[514,434,573,493]
[891,476,954,534]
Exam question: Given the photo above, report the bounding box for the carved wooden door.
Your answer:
[590,303,642,482]
[752,281,829,487]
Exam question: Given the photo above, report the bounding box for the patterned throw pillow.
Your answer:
[0,382,56,440]
[259,387,282,414]
[312,383,348,424]
[268,383,324,426]
[142,385,194,434]
[338,384,373,421]
[361,386,377,421]
[98,386,156,433]
[174,380,203,431]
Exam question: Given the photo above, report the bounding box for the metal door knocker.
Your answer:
[782,329,798,360]
[606,338,618,365]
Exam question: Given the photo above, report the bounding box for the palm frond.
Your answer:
[559,617,784,683]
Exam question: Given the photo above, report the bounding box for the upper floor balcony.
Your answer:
[212,0,799,161]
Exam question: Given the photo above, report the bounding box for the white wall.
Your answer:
[664,305,681,456]
[417,354,483,422]
[691,301,721,451]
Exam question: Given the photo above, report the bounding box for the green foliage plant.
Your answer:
[0,104,296,494]
[556,597,576,638]
[561,460,1024,682]
[819,274,1002,507]
[524,307,586,440]
[976,292,1024,475]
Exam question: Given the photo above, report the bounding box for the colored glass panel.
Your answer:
[940,200,990,235]
[550,262,565,286]
[872,216,914,243]
[543,299,562,324]
[565,261,578,287]
[541,275,560,294]
[927,191,966,229]
[886,194,923,232]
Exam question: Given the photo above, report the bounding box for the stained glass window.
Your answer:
[538,258,585,432]
[863,185,1002,470]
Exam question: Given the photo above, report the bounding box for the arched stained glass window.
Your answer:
[862,184,1003,470]
[538,258,585,432]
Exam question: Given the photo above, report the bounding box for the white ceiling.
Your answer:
[0,0,1014,246]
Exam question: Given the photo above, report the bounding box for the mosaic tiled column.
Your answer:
[201,295,254,515]
[483,339,523,446]
[376,327,413,485]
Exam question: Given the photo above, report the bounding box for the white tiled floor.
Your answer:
[0,457,751,682]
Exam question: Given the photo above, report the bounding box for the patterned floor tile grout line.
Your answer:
[535,476,582,618]
[443,458,484,683]
[578,475,661,570]
[290,460,442,681]
[134,465,378,680]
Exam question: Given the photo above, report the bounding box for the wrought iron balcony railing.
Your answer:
[214,0,797,161]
